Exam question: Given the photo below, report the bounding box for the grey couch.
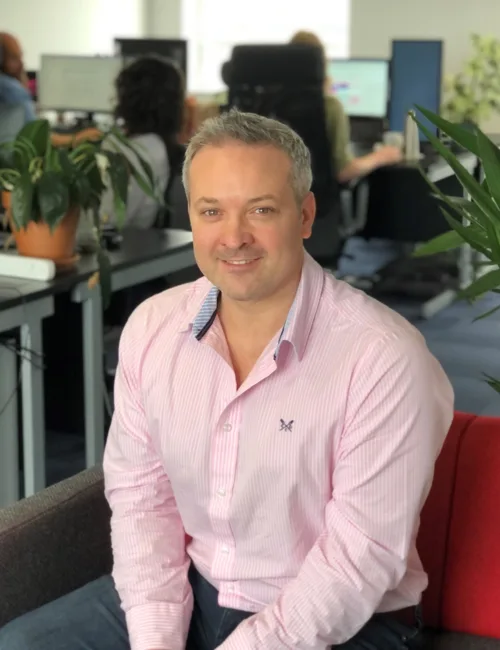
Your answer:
[0,467,498,649]
[0,466,111,628]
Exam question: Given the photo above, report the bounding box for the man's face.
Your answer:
[188,141,315,304]
[2,35,24,78]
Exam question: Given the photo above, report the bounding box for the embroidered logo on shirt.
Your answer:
[280,419,294,432]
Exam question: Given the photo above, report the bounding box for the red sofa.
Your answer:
[418,412,500,648]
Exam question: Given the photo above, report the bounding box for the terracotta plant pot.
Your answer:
[2,191,80,265]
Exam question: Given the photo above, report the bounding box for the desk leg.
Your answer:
[82,290,105,467]
[0,341,19,505]
[21,318,46,496]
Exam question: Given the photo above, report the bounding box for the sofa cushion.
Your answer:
[441,416,500,638]
[417,412,474,629]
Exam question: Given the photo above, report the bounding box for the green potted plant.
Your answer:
[0,119,160,305]
[411,105,500,390]
[442,33,500,126]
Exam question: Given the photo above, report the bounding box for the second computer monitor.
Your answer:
[327,59,389,119]
[39,55,123,113]
[115,38,187,78]
[389,40,443,140]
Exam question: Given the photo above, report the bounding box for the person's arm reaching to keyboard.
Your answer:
[103,306,193,650]
[218,333,454,650]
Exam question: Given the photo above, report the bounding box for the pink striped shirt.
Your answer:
[103,252,454,650]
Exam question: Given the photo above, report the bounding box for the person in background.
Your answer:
[289,30,402,183]
[0,31,103,146]
[0,32,36,125]
[100,55,185,229]
[0,109,453,650]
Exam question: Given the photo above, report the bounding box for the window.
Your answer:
[181,0,351,93]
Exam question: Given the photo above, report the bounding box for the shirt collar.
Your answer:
[186,252,325,361]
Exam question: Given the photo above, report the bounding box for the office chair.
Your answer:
[223,43,350,266]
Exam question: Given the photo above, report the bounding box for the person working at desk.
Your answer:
[0,31,36,126]
[0,31,101,146]
[0,109,453,650]
[100,55,184,229]
[289,31,402,182]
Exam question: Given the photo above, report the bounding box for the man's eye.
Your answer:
[202,209,219,217]
[254,207,275,215]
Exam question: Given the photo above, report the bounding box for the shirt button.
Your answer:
[217,488,226,497]
[227,584,234,592]
[221,545,230,554]
[223,423,232,432]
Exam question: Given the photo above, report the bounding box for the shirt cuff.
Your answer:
[125,598,193,650]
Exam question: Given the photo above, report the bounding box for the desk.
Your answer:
[0,281,54,504]
[354,150,478,318]
[70,229,195,468]
[0,229,194,502]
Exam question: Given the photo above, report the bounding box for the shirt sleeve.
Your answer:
[324,95,353,176]
[0,73,36,125]
[218,333,454,650]
[103,307,193,650]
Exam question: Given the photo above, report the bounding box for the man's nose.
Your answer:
[220,215,253,249]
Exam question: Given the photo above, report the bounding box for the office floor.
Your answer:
[44,237,500,486]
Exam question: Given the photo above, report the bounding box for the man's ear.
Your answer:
[301,191,316,240]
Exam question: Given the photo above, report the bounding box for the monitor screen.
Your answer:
[39,55,122,113]
[389,40,443,141]
[327,59,389,118]
[115,38,187,78]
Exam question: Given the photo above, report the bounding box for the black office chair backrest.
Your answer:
[224,44,340,224]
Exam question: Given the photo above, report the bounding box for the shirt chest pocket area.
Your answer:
[240,410,337,492]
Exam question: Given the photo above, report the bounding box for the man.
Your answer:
[0,32,36,126]
[0,32,99,146]
[0,110,453,650]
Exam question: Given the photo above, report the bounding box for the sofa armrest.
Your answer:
[0,466,112,627]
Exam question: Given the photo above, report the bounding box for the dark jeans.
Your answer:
[0,567,423,650]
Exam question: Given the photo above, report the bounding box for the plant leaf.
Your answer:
[439,208,492,258]
[73,175,92,208]
[458,268,500,301]
[97,248,112,310]
[414,115,500,226]
[36,171,70,230]
[11,170,33,228]
[414,105,480,155]
[483,372,500,394]
[413,229,466,256]
[105,151,129,227]
[475,128,500,209]
[108,128,155,189]
[58,148,75,179]
[16,120,50,157]
[473,304,500,322]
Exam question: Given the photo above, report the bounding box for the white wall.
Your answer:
[3,0,145,70]
[350,0,500,131]
[143,0,182,38]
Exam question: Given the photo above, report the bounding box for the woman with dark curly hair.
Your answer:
[100,55,185,229]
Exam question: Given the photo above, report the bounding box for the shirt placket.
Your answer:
[209,398,242,598]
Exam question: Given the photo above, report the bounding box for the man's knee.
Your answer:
[0,576,124,650]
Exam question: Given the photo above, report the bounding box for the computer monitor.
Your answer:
[327,59,389,119]
[389,40,443,141]
[39,55,122,113]
[115,38,187,78]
